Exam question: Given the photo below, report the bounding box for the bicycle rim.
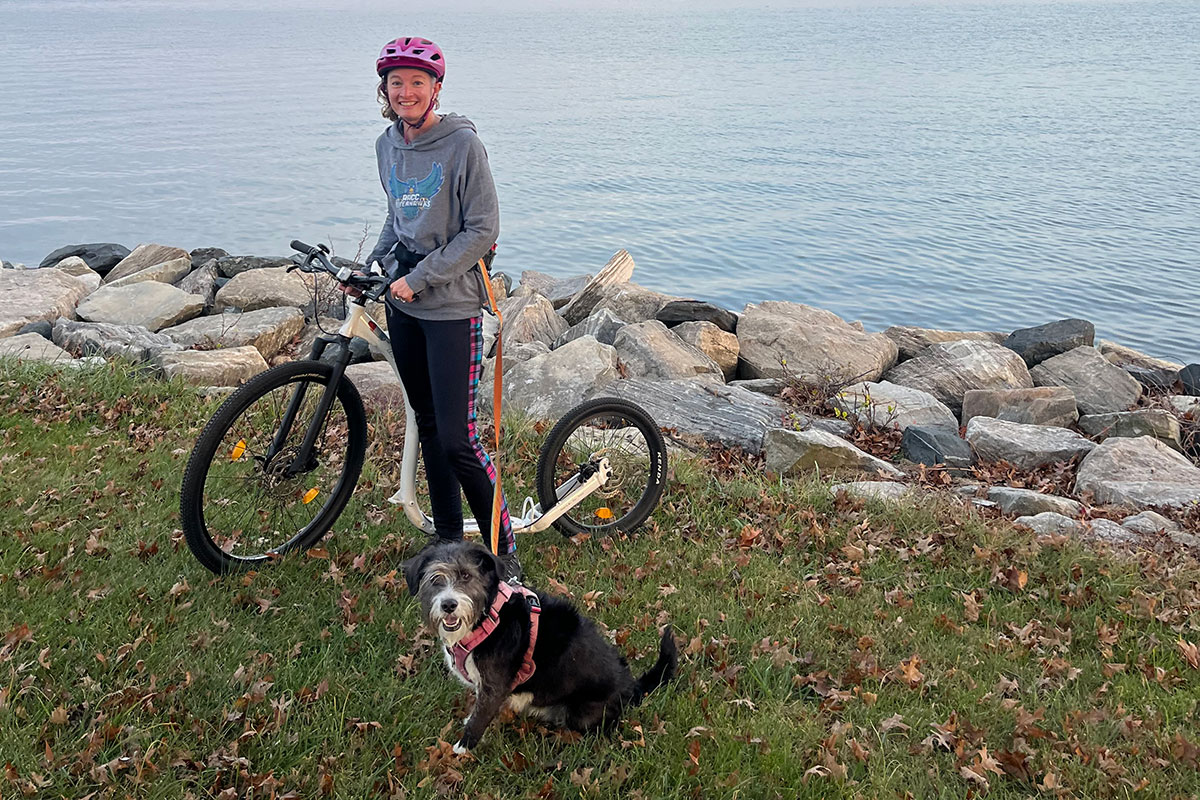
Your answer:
[537,399,666,537]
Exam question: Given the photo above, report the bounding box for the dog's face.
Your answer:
[403,541,503,646]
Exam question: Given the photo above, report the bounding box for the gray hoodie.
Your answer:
[367,113,500,320]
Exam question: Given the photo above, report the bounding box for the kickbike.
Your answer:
[180,240,668,574]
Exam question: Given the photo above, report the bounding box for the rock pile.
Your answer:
[5,241,1200,539]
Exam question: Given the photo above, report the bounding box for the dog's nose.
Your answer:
[441,599,458,614]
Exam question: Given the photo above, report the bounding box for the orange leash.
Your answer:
[477,252,503,555]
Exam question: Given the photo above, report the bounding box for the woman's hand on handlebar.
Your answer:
[389,276,415,303]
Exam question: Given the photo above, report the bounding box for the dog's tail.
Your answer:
[632,626,678,704]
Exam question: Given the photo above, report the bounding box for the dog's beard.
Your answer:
[428,588,478,646]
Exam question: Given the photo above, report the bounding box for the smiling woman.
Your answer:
[364,36,522,580]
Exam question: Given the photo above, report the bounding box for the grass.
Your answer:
[2,359,1200,799]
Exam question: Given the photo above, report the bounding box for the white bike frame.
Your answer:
[330,301,611,536]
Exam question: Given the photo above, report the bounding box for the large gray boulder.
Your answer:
[559,250,636,325]
[503,336,620,420]
[53,318,182,363]
[1013,512,1086,537]
[883,326,1006,361]
[829,481,912,502]
[1076,436,1200,509]
[965,416,1096,470]
[960,387,1078,428]
[586,378,788,454]
[1029,346,1143,416]
[0,269,91,337]
[38,243,130,275]
[764,427,903,477]
[655,300,738,333]
[189,247,230,268]
[1078,410,1182,451]
[884,340,1033,414]
[103,244,191,285]
[213,255,295,278]
[477,342,554,414]
[613,320,723,382]
[345,361,406,412]
[986,487,1082,518]
[213,267,313,313]
[833,380,958,431]
[106,256,192,289]
[49,257,102,293]
[673,321,739,380]
[553,307,628,349]
[592,283,679,324]
[0,333,74,364]
[1121,510,1178,536]
[156,346,268,386]
[737,301,897,383]
[159,307,305,360]
[77,282,205,332]
[497,293,569,353]
[1098,340,1183,391]
[514,270,591,309]
[1003,318,1094,367]
[176,260,220,308]
[900,425,974,473]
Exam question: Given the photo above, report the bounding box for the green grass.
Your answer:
[2,359,1200,799]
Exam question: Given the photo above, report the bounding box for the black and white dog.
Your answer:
[403,540,677,754]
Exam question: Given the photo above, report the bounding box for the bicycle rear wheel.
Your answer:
[180,360,368,574]
[535,398,667,537]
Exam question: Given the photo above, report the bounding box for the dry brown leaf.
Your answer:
[1176,639,1200,670]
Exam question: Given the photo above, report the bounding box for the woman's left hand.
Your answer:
[389,276,415,303]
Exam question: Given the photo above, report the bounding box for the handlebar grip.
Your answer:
[290,240,318,256]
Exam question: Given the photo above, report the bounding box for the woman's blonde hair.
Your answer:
[377,74,442,122]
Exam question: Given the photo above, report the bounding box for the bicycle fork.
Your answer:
[267,335,354,477]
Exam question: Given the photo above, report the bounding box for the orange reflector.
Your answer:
[595,507,613,520]
[230,440,246,461]
[302,488,319,504]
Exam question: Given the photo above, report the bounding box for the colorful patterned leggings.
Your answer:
[384,306,515,554]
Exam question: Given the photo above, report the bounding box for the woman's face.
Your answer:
[386,68,440,126]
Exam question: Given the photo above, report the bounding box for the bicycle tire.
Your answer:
[180,360,368,574]
[535,397,667,537]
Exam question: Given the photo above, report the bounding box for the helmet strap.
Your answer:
[401,95,439,143]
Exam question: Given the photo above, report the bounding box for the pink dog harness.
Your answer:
[450,582,541,689]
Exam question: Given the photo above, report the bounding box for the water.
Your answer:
[1,0,1197,362]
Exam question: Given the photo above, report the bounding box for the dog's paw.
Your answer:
[452,741,470,756]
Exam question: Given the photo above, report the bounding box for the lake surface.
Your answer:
[1,0,1197,362]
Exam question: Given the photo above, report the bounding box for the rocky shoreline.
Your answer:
[4,242,1200,546]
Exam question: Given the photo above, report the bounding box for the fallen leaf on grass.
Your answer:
[962,591,981,623]
[1176,639,1200,670]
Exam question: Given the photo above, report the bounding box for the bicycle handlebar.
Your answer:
[290,239,319,256]
[289,238,391,302]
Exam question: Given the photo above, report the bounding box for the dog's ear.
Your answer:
[470,544,503,581]
[402,549,435,597]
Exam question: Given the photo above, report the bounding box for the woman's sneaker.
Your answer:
[498,551,523,583]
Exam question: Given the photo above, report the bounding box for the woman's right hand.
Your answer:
[390,276,415,303]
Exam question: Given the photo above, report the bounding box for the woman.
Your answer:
[366,36,519,580]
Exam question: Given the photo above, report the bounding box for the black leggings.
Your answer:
[385,304,515,554]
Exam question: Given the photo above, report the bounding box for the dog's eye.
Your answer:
[429,574,447,587]
[458,571,471,582]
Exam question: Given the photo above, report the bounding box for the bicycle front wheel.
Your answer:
[535,398,667,537]
[180,360,368,574]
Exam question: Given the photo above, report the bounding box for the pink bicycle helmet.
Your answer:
[376,37,445,80]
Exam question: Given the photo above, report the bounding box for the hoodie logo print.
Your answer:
[390,163,444,219]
